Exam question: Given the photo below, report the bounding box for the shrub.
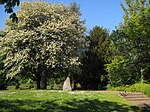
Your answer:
[107,83,150,97]
[53,83,63,90]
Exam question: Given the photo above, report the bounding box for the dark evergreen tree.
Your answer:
[80,26,111,90]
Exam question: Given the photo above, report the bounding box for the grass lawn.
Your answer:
[0,90,143,112]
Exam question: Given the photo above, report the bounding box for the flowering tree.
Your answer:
[0,2,87,89]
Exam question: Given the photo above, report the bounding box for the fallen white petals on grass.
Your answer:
[35,93,44,98]
[68,91,91,95]
[9,92,17,94]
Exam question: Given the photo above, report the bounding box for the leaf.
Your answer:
[16,0,20,6]
[9,13,18,23]
[5,7,13,13]
[0,0,5,4]
[11,0,17,7]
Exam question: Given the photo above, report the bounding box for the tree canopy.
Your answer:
[0,0,150,90]
[80,26,111,90]
[0,2,87,89]
[106,0,150,87]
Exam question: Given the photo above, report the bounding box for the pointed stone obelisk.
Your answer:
[63,77,72,91]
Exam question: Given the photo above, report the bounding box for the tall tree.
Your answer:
[80,26,111,90]
[0,2,87,89]
[106,0,150,87]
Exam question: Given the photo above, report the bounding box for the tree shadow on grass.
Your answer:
[0,99,146,112]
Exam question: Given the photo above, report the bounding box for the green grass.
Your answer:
[0,90,143,112]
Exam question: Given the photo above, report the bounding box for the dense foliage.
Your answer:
[0,2,87,89]
[106,0,150,87]
[0,30,7,89]
[80,26,111,90]
[0,55,7,89]
[108,83,150,97]
[0,0,149,90]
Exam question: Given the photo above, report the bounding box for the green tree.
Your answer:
[80,26,111,90]
[106,0,150,87]
[0,2,87,89]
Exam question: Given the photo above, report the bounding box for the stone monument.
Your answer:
[63,77,72,91]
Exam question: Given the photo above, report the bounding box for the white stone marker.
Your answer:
[63,77,72,91]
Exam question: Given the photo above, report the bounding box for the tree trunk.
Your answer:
[40,71,47,89]
[94,81,99,90]
[37,74,41,89]
[73,73,77,90]
[74,81,77,90]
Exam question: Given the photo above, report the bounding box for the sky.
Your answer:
[0,0,126,32]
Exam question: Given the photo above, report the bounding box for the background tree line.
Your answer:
[0,0,149,90]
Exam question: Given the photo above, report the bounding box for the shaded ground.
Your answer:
[0,90,146,112]
[0,99,140,112]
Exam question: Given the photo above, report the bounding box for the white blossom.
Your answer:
[0,2,88,78]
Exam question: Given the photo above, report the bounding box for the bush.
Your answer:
[7,86,15,90]
[53,83,63,90]
[107,83,150,97]
[105,56,137,87]
[24,79,34,89]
